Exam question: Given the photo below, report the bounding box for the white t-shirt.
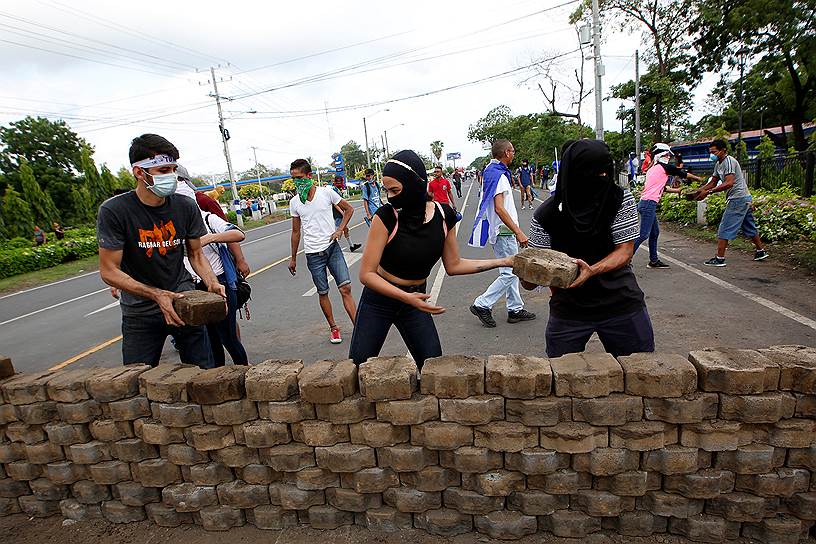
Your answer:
[492,173,519,235]
[289,186,341,253]
[184,211,239,280]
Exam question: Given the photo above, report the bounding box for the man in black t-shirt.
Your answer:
[97,134,225,368]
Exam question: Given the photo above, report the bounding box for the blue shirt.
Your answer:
[517,166,532,186]
[361,181,382,215]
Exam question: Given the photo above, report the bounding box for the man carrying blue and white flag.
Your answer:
[468,139,536,328]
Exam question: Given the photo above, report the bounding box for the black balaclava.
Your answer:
[535,140,623,251]
[382,150,429,224]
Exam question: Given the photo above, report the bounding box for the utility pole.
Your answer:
[384,130,390,158]
[590,0,604,140]
[381,134,387,161]
[634,49,641,168]
[363,117,371,167]
[210,67,242,227]
[251,146,263,194]
[737,48,748,156]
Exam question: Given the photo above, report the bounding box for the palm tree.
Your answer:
[430,140,444,165]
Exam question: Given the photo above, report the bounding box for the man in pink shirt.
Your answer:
[634,143,701,268]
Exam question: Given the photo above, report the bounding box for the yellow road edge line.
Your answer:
[51,221,367,369]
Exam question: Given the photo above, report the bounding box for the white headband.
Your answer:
[386,158,420,177]
[131,154,177,169]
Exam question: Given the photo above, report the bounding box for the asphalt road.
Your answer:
[1,181,815,373]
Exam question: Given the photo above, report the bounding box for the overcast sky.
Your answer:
[1,0,720,178]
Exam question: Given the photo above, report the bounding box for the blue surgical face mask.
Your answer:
[144,171,178,197]
[709,153,719,162]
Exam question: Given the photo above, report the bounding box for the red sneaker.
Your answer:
[330,327,342,344]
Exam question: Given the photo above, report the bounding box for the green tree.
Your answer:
[2,187,35,239]
[100,165,118,197]
[81,145,106,207]
[340,140,367,175]
[690,0,816,151]
[430,141,445,164]
[756,135,776,160]
[19,158,59,226]
[69,185,94,224]
[0,211,6,239]
[238,184,270,199]
[281,178,295,193]
[116,167,136,190]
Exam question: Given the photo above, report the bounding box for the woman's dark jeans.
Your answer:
[349,286,442,369]
[200,274,248,366]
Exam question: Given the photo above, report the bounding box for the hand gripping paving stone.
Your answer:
[512,248,579,288]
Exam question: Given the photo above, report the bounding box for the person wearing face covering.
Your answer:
[525,139,654,358]
[96,134,225,368]
[349,150,512,369]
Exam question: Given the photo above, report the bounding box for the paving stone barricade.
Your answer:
[1,347,815,542]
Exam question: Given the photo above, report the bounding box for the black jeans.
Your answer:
[349,285,442,369]
[199,274,248,366]
[545,307,655,358]
[122,312,214,368]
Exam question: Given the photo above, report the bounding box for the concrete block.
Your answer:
[377,444,437,472]
[85,365,149,402]
[137,418,185,445]
[101,500,146,523]
[594,470,661,496]
[349,467,399,493]
[138,364,201,403]
[715,443,780,474]
[291,420,348,446]
[325,487,380,512]
[108,395,151,421]
[45,368,92,403]
[196,505,245,530]
[759,345,816,393]
[512,247,578,287]
[238,464,278,485]
[315,393,375,424]
[439,395,504,425]
[71,479,111,504]
[5,461,42,481]
[89,419,133,442]
[187,365,247,405]
[315,443,376,472]
[184,425,235,451]
[245,359,303,401]
[42,461,89,485]
[742,514,808,544]
[156,402,202,427]
[383,487,441,513]
[540,509,601,537]
[298,359,357,403]
[241,420,290,448]
[172,290,226,325]
[572,447,639,476]
[258,398,315,422]
[787,445,816,470]
[259,443,315,472]
[505,448,570,475]
[43,422,91,445]
[57,399,101,423]
[572,393,642,425]
[539,422,607,453]
[680,420,741,451]
[145,502,194,526]
[668,513,741,542]
[619,352,697,397]
[216,480,270,508]
[572,489,635,516]
[461,470,525,496]
[358,356,417,401]
[474,509,537,539]
[609,420,677,451]
[18,495,60,518]
[202,398,257,425]
[14,401,58,424]
[270,483,325,510]
[550,352,623,397]
[399,466,459,492]
[689,347,779,394]
[210,444,259,467]
[60,498,101,521]
[507,490,568,515]
[186,462,233,486]
[0,355,14,380]
[769,418,816,448]
[664,469,736,499]
[411,421,473,450]
[306,504,353,529]
[29,478,68,501]
[6,421,46,443]
[0,403,17,424]
[641,490,704,518]
[643,392,719,423]
[245,504,298,530]
[2,369,58,405]
[420,355,484,398]
[414,507,472,536]
[88,460,131,484]
[795,393,816,417]
[25,440,64,464]
[0,477,30,497]
[0,442,25,463]
[439,446,503,473]
[719,391,796,423]
[110,438,158,461]
[505,397,571,426]
[607,510,668,536]
[735,468,810,497]
[114,481,161,506]
[295,467,339,490]
[376,393,438,425]
[485,354,551,399]
[526,469,591,494]
[474,421,538,452]
[783,492,816,520]
[134,458,181,487]
[705,491,779,522]
[359,506,413,531]
[349,420,409,447]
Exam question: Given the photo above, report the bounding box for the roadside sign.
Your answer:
[446,152,461,161]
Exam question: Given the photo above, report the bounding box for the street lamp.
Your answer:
[363,109,390,167]
[383,123,404,158]
[617,103,626,162]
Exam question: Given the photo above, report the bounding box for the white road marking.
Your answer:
[659,251,816,332]
[0,270,100,300]
[302,251,365,297]
[0,288,108,327]
[84,300,120,317]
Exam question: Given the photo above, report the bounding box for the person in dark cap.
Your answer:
[361,167,382,227]
[525,139,653,358]
[349,150,512,369]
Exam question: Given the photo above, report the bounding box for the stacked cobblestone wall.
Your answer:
[0,347,815,542]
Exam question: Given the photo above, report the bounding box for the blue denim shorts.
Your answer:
[306,241,351,295]
[718,196,758,240]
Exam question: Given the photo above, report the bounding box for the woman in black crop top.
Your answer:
[349,150,512,369]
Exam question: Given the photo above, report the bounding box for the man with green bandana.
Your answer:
[287,158,358,345]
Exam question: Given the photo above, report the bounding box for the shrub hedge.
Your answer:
[0,237,98,279]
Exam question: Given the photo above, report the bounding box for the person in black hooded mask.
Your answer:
[350,150,512,369]
[524,139,654,358]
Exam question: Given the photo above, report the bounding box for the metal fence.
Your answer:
[685,151,815,197]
